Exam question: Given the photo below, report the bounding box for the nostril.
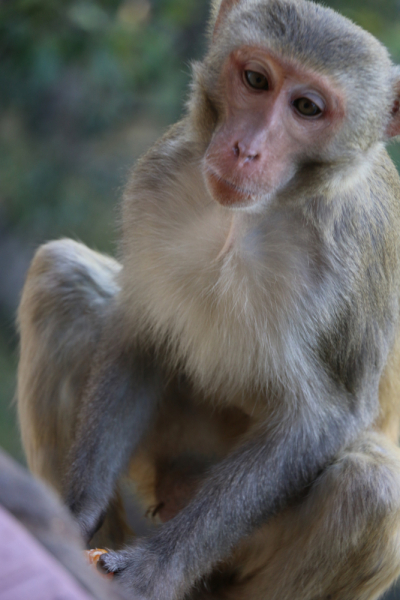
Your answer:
[233,142,259,162]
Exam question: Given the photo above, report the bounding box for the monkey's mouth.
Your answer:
[204,169,255,208]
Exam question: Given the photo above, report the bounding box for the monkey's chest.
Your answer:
[127,206,318,401]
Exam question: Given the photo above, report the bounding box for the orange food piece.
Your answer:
[85,548,113,579]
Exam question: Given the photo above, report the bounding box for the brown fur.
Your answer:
[376,338,400,443]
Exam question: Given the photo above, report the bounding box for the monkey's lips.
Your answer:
[205,170,255,208]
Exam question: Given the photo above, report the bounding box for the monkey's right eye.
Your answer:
[244,70,269,90]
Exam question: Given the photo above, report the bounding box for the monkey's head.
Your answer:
[190,0,400,210]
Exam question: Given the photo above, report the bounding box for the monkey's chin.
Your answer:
[204,171,259,210]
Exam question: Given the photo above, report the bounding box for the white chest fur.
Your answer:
[122,166,320,404]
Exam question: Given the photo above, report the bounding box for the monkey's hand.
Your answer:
[97,541,184,600]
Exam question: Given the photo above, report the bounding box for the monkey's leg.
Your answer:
[17,239,122,491]
[223,431,400,600]
[17,240,135,548]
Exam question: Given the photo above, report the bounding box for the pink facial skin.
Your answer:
[203,46,345,208]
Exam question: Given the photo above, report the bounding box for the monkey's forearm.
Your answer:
[64,347,161,541]
[100,403,360,598]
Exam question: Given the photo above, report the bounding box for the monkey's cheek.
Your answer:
[204,171,257,209]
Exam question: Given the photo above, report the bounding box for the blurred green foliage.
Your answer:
[0,0,208,245]
[1,0,399,249]
[0,0,400,462]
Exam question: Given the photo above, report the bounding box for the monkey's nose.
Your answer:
[233,142,259,163]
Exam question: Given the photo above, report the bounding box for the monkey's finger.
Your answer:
[86,548,114,579]
[97,553,120,575]
[96,550,132,576]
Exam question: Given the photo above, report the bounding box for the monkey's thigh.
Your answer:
[18,239,121,488]
[225,431,400,600]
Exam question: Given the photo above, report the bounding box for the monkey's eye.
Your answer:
[244,70,269,90]
[293,97,322,117]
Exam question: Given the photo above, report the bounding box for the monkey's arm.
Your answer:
[64,328,161,542]
[99,385,369,600]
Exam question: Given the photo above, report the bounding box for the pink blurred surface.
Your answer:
[0,504,92,600]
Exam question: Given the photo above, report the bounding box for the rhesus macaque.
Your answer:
[17,0,400,598]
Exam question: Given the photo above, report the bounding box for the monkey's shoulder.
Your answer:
[125,119,201,195]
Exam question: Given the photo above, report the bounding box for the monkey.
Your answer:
[0,449,129,600]
[16,0,400,598]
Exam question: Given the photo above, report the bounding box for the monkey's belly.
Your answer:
[152,456,208,522]
[129,449,219,523]
[128,389,251,522]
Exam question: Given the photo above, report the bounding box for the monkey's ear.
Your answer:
[386,68,400,139]
[211,0,241,37]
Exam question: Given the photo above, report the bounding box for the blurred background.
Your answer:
[0,0,400,592]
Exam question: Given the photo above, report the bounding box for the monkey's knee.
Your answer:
[300,433,400,599]
[19,239,121,331]
[230,433,400,600]
[319,433,400,522]
[308,435,400,598]
[18,238,122,381]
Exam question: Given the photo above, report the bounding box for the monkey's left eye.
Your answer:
[293,97,322,117]
[244,70,269,90]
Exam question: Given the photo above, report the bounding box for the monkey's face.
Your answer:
[202,47,345,210]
